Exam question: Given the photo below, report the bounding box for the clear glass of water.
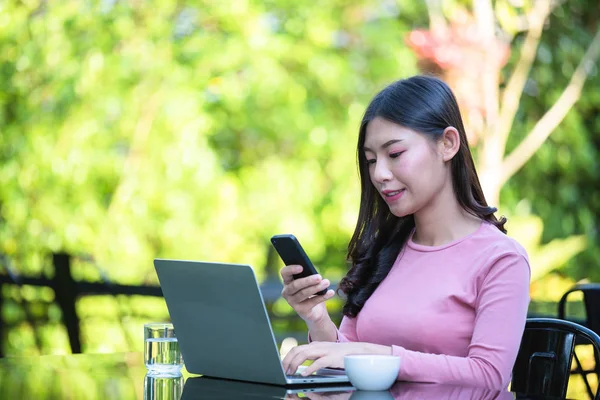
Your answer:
[144,322,183,376]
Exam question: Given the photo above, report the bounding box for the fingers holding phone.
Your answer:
[280,264,335,323]
[271,234,329,294]
[281,264,333,300]
[272,234,335,323]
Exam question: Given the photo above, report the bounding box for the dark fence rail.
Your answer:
[0,251,324,357]
[0,251,567,357]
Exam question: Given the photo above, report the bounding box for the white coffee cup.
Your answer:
[344,355,401,391]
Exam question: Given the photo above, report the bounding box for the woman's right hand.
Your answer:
[280,265,335,324]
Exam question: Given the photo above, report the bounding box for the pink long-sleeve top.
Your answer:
[332,222,530,390]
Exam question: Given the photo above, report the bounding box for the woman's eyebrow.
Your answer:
[363,139,403,152]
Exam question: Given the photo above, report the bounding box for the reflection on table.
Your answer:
[0,352,571,399]
[180,376,516,400]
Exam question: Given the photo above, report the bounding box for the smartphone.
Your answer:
[270,234,328,296]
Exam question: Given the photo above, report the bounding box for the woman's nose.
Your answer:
[373,160,392,183]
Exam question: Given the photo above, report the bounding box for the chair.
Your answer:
[558,283,600,399]
[511,318,600,399]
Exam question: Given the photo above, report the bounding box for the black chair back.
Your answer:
[512,318,600,399]
[558,283,600,337]
[558,283,600,398]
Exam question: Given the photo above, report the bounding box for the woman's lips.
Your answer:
[382,189,405,203]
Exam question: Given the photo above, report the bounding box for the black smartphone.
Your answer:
[270,234,328,296]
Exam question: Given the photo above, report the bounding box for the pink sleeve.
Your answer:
[308,315,359,343]
[392,253,530,390]
[337,315,359,342]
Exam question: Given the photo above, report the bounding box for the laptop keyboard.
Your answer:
[286,374,334,379]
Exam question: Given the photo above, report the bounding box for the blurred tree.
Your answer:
[0,0,425,283]
[503,0,600,287]
[407,0,600,206]
[0,0,427,355]
[406,0,599,283]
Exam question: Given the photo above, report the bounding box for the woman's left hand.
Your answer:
[282,341,392,376]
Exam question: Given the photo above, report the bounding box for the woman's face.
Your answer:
[363,117,449,217]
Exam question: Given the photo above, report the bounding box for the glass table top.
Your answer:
[0,352,571,399]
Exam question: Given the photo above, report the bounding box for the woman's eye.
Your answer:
[366,159,376,165]
[390,151,404,159]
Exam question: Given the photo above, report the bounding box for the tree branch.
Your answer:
[424,0,447,34]
[495,1,552,149]
[474,0,500,133]
[500,27,600,185]
[473,0,495,40]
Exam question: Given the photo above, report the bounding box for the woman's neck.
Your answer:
[411,186,482,247]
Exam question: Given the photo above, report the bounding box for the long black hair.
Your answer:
[338,75,506,318]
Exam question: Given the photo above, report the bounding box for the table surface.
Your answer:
[0,352,569,399]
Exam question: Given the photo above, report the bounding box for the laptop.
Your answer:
[153,259,351,386]
[180,376,355,399]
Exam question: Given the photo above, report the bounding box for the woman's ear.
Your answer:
[440,127,461,162]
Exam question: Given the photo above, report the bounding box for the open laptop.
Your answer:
[153,259,351,386]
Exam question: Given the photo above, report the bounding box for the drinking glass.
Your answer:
[144,322,183,376]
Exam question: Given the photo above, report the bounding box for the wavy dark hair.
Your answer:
[338,75,506,318]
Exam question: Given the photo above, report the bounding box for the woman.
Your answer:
[280,76,530,390]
